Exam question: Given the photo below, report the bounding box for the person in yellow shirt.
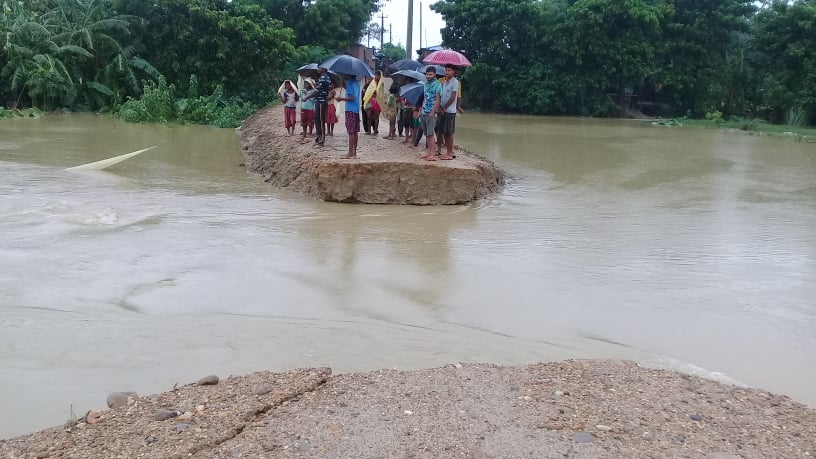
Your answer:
[362,70,385,134]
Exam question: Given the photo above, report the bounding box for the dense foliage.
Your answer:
[432,0,816,124]
[1,0,378,126]
[2,0,813,126]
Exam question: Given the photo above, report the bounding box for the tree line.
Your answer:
[432,0,815,125]
[4,0,813,126]
[1,0,378,125]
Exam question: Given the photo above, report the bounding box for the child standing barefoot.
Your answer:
[383,87,398,139]
[326,84,339,136]
[300,79,316,141]
[279,80,298,135]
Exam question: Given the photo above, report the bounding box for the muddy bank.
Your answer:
[3,360,814,458]
[238,105,504,205]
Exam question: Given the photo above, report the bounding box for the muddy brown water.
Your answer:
[1,113,814,438]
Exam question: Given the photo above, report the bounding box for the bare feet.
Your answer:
[439,155,454,160]
[421,155,437,161]
[341,154,357,159]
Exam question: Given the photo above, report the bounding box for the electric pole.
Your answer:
[380,10,387,47]
[406,0,413,59]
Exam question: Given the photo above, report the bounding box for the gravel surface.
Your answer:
[2,361,814,458]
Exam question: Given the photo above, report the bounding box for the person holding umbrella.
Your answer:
[438,64,459,160]
[419,66,442,161]
[336,75,362,159]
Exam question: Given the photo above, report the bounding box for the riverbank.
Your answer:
[2,360,814,458]
[238,105,504,205]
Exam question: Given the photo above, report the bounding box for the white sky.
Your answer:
[370,0,446,56]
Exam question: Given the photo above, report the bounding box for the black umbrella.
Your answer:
[296,63,319,78]
[320,54,375,78]
[419,64,445,76]
[392,69,425,81]
[389,59,423,72]
[399,82,425,107]
[296,63,341,85]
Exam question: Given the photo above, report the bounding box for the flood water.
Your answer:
[1,113,815,438]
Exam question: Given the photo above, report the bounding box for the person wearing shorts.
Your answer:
[336,75,361,159]
[439,64,459,160]
[420,67,442,161]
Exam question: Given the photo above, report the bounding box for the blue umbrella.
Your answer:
[392,69,425,81]
[320,54,374,78]
[399,82,425,107]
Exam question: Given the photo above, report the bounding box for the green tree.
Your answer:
[380,42,406,61]
[754,0,816,123]
[554,0,671,115]
[113,0,295,100]
[252,0,379,51]
[655,0,755,116]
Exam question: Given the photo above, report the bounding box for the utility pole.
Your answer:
[389,23,392,45]
[406,0,413,59]
[419,2,423,51]
[379,10,387,47]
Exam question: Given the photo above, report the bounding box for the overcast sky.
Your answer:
[371,0,446,56]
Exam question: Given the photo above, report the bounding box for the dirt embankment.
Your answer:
[238,105,504,205]
[2,360,814,458]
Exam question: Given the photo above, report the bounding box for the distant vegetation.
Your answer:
[434,0,816,126]
[1,0,379,127]
[3,0,814,129]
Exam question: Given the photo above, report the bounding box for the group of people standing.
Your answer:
[278,66,337,145]
[279,63,462,160]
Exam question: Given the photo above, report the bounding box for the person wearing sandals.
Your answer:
[382,86,398,139]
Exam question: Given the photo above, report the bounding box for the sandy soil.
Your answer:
[2,360,814,458]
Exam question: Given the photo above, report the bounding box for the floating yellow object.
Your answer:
[65,146,157,171]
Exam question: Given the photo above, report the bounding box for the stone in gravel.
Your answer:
[595,424,612,431]
[144,435,158,446]
[690,414,704,422]
[175,423,189,433]
[197,375,219,385]
[106,392,134,409]
[86,409,106,425]
[573,432,594,443]
[254,384,275,396]
[176,411,193,421]
[704,454,742,459]
[154,409,181,421]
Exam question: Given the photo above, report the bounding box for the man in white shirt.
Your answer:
[439,64,459,160]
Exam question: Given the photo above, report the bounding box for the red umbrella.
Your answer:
[422,49,472,67]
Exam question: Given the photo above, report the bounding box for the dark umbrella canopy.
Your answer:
[399,82,425,107]
[389,59,423,72]
[320,54,374,78]
[419,64,445,76]
[392,69,425,81]
[296,63,341,84]
[296,63,319,77]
